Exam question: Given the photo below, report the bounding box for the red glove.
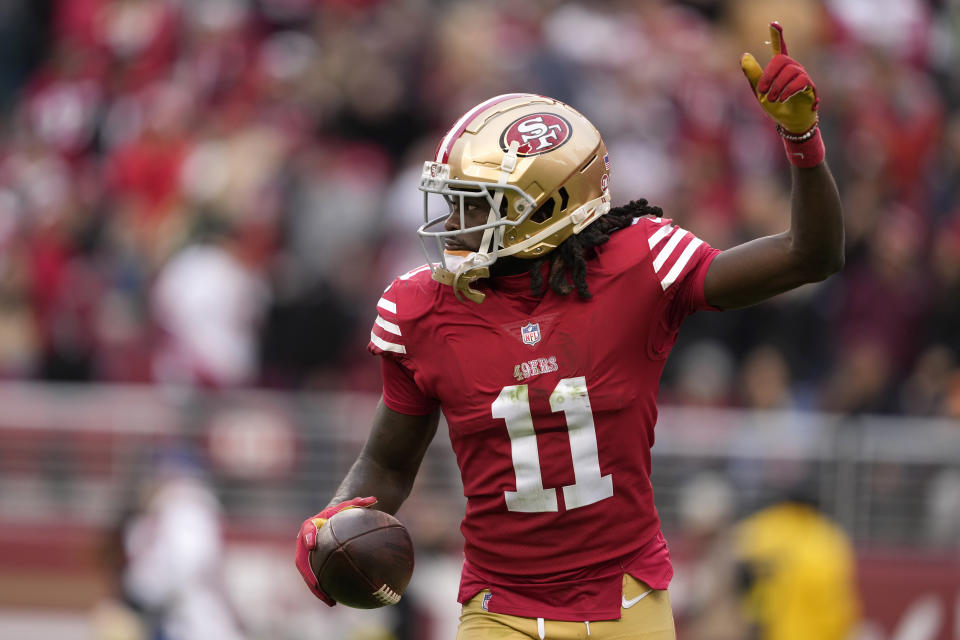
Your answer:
[295,496,378,605]
[740,22,824,168]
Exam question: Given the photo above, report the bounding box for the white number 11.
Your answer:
[491,376,614,513]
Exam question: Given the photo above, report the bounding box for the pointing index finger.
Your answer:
[768,21,787,56]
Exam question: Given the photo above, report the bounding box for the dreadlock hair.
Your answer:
[528,199,664,299]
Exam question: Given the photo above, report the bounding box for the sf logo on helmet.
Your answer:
[500,113,572,157]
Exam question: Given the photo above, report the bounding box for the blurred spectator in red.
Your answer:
[104,82,192,233]
[900,215,960,416]
[823,205,932,413]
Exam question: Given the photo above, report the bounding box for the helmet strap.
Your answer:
[482,140,520,257]
[431,262,489,303]
[498,192,612,258]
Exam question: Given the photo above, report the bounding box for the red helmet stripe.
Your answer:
[435,93,529,164]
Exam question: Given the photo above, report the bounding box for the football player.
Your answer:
[296,22,842,639]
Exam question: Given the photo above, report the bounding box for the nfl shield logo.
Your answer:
[521,322,541,346]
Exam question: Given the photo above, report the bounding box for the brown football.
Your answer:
[310,508,414,609]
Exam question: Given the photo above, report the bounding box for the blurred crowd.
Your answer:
[0,0,959,416]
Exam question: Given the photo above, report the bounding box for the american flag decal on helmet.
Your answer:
[603,153,610,170]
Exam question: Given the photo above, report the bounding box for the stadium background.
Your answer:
[0,0,958,638]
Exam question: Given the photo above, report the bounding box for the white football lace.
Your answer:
[372,584,401,605]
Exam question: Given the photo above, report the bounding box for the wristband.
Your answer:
[776,122,819,142]
[779,124,825,168]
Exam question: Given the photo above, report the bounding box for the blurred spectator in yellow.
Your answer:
[735,492,860,640]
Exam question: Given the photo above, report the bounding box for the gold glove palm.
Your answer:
[740,22,819,135]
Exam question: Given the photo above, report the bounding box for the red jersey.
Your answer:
[368,216,720,620]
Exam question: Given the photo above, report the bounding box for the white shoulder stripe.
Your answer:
[375,315,401,336]
[660,238,703,290]
[653,228,687,272]
[370,331,406,354]
[377,297,396,313]
[647,224,674,248]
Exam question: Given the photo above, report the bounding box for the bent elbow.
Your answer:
[804,250,845,282]
[830,250,846,275]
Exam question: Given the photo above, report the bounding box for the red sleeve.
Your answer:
[666,243,721,327]
[380,356,439,416]
[639,217,721,328]
[368,282,406,358]
[641,219,723,359]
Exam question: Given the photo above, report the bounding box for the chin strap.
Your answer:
[431,259,489,303]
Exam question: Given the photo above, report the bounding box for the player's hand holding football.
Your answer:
[295,496,378,605]
[740,21,824,167]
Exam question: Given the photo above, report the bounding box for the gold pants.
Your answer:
[456,575,676,640]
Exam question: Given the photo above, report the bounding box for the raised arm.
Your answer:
[705,162,843,309]
[704,22,844,310]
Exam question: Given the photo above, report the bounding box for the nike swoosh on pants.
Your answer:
[621,588,653,609]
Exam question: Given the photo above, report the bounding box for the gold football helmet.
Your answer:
[418,93,612,302]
